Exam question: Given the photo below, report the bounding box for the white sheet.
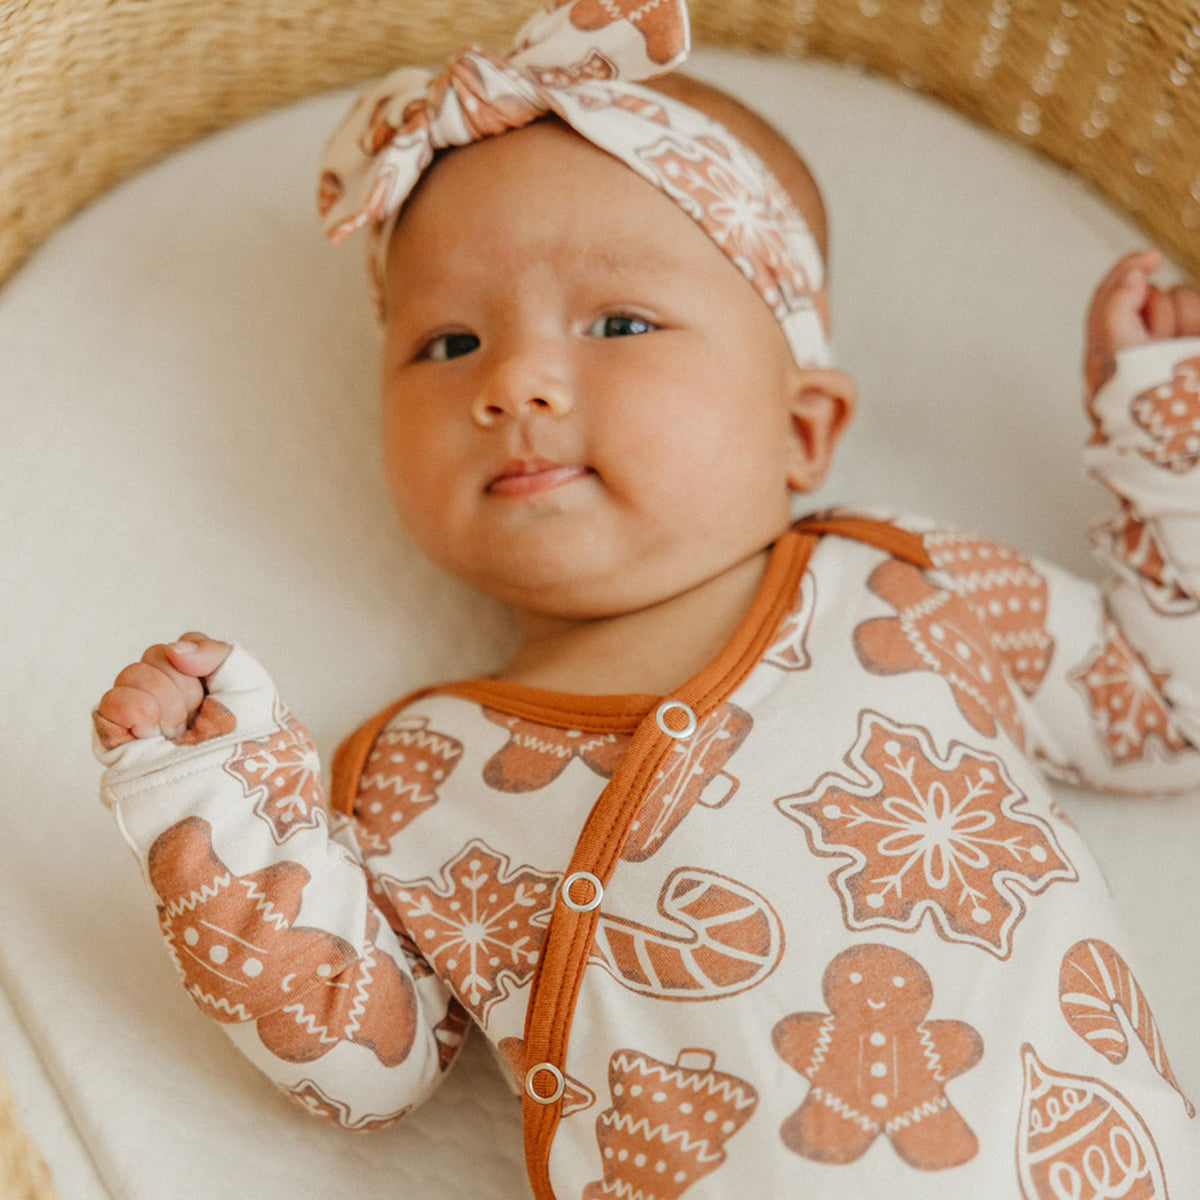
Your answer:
[2,47,1197,1198]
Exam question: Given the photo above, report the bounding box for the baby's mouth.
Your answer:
[486,458,592,497]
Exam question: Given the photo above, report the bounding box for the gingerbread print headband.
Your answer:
[317,0,832,368]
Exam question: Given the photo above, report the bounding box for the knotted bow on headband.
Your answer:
[318,0,831,367]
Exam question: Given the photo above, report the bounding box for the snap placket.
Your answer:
[654,699,698,739]
[525,1062,566,1105]
[560,870,604,912]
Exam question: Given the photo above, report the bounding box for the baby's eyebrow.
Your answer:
[570,243,689,278]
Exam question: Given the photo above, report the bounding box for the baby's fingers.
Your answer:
[108,661,195,737]
[1168,285,1200,337]
[159,633,233,681]
[96,683,172,741]
[1142,285,1176,340]
[1093,251,1161,340]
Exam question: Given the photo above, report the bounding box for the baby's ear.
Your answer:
[786,368,856,493]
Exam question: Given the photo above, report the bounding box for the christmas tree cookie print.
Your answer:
[1016,1045,1168,1198]
[583,1047,758,1198]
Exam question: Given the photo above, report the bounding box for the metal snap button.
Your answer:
[561,870,604,912]
[525,1062,565,1105]
[655,699,698,739]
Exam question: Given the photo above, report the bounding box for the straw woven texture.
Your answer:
[1,0,1199,293]
[0,1062,58,1200]
[0,0,1197,1192]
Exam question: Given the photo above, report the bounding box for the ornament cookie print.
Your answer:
[1016,1045,1169,1198]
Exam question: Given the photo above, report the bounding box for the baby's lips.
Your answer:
[486,457,592,496]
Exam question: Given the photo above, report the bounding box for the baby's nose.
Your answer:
[471,357,572,427]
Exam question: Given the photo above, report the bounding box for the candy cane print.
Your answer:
[590,867,783,999]
[1059,938,1195,1117]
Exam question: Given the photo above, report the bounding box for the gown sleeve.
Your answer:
[929,337,1200,794]
[93,645,469,1129]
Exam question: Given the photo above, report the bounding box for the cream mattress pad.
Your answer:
[2,48,1197,1198]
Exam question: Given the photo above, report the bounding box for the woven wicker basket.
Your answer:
[0,0,1197,1193]
[0,1062,58,1200]
[1,0,1198,293]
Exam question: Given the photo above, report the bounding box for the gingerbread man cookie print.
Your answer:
[772,943,983,1169]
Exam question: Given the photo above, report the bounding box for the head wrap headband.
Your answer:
[318,0,831,368]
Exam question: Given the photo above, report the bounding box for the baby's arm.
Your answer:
[998,252,1200,791]
[93,638,463,1128]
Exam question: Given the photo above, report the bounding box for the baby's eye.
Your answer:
[420,332,480,362]
[586,314,656,338]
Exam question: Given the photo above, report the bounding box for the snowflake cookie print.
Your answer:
[221,708,324,843]
[1070,619,1188,765]
[776,711,1077,957]
[380,838,558,1021]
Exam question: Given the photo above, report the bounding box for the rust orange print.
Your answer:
[1016,1045,1169,1198]
[923,531,1054,699]
[777,711,1076,958]
[567,0,688,64]
[1099,502,1200,615]
[381,840,558,1021]
[1071,621,1188,764]
[1059,939,1194,1117]
[282,1079,409,1130]
[424,54,545,140]
[1131,355,1200,473]
[482,708,629,791]
[763,570,815,671]
[624,701,752,861]
[353,715,463,858]
[148,818,417,1065]
[855,558,1024,744]
[641,134,815,310]
[590,867,783,1000]
[431,997,472,1072]
[222,713,323,843]
[497,1037,595,1116]
[525,48,617,88]
[773,943,981,1169]
[583,1048,758,1198]
[573,84,671,123]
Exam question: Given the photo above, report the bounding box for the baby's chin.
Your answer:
[458,541,772,627]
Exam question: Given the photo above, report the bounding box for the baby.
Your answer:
[93,0,1200,1195]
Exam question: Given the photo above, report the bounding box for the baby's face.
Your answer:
[378,119,814,621]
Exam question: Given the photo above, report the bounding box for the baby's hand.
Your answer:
[1085,250,1200,401]
[95,633,232,741]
